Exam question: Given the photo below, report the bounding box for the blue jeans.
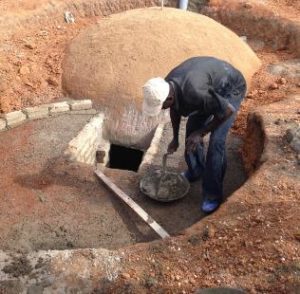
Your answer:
[184,89,246,200]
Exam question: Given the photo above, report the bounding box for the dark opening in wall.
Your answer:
[108,144,144,172]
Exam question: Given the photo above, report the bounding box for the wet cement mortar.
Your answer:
[0,114,246,252]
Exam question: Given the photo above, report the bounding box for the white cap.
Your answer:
[142,77,170,117]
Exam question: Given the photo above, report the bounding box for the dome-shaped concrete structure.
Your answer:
[62,7,261,148]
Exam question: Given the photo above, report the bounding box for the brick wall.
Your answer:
[64,113,109,165]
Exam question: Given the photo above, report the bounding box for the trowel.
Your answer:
[155,153,168,197]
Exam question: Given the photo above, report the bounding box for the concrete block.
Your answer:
[69,100,93,111]
[3,111,27,128]
[0,118,7,131]
[96,150,106,163]
[49,101,70,114]
[97,140,110,165]
[24,105,49,120]
[70,109,97,115]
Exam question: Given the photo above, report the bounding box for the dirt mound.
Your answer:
[63,7,260,109]
[62,7,260,147]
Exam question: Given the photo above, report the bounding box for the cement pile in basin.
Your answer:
[62,7,261,148]
[140,170,190,202]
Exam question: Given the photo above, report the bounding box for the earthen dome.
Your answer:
[62,7,261,148]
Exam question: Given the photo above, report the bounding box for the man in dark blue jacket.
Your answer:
[142,56,247,213]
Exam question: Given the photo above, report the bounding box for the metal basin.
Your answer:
[140,170,190,202]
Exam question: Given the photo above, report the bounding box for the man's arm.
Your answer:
[186,104,234,152]
[170,107,181,142]
[200,103,235,136]
[167,107,181,154]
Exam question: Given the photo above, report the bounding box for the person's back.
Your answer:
[166,57,246,117]
[166,56,246,93]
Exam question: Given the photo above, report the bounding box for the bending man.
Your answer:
[142,56,247,213]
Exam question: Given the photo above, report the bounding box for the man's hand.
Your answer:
[186,132,204,153]
[167,139,179,154]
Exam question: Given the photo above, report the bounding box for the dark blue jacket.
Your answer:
[165,56,247,118]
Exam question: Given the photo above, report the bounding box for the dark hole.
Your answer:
[108,144,144,172]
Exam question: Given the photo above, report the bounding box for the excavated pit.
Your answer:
[0,113,252,252]
[0,1,283,255]
[108,144,144,172]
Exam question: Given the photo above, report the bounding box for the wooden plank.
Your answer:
[95,169,170,239]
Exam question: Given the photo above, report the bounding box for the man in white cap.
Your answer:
[142,56,247,213]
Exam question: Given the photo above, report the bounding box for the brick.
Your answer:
[69,109,97,115]
[86,157,95,165]
[78,141,94,157]
[3,111,27,128]
[0,118,7,131]
[24,105,49,120]
[69,128,97,150]
[96,150,106,163]
[96,140,110,165]
[89,113,104,127]
[83,151,95,165]
[69,99,93,111]
[49,101,70,114]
